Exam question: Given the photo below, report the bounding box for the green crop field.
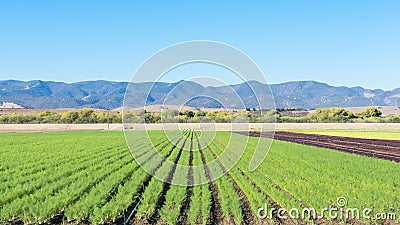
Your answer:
[0,130,399,224]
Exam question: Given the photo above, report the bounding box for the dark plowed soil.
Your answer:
[121,137,184,225]
[235,131,400,224]
[204,143,256,225]
[214,140,297,225]
[197,139,224,225]
[178,133,194,225]
[148,138,187,223]
[237,131,400,162]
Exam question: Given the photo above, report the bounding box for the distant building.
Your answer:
[0,102,24,109]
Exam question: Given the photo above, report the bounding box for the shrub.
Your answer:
[357,107,382,119]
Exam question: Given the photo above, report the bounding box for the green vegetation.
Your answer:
[281,107,400,123]
[0,108,122,124]
[0,131,399,224]
[187,138,211,225]
[357,107,383,118]
[229,133,400,223]
[1,107,400,124]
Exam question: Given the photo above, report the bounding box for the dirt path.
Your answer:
[3,123,400,133]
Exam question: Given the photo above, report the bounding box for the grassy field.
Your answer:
[288,130,400,140]
[0,130,399,224]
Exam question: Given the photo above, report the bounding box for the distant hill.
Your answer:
[1,79,399,109]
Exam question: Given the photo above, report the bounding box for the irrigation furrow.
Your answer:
[120,136,184,224]
[1,149,133,223]
[203,141,256,225]
[178,131,195,225]
[0,144,127,186]
[148,138,188,223]
[100,139,172,208]
[60,137,172,224]
[230,133,372,225]
[0,146,127,207]
[197,136,223,225]
[1,134,166,180]
[60,160,139,224]
[214,139,332,224]
[211,140,301,225]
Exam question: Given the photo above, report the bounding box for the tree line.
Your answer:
[0,109,122,124]
[0,107,399,124]
[280,107,400,123]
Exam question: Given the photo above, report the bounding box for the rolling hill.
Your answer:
[1,79,399,109]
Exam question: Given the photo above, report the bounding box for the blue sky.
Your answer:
[0,0,399,90]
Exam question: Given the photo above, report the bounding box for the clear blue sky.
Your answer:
[0,0,399,90]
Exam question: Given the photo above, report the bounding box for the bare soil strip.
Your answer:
[237,131,400,162]
[203,143,256,225]
[58,159,132,224]
[177,132,195,225]
[100,141,173,210]
[118,138,184,224]
[2,150,116,206]
[3,123,400,132]
[9,152,131,225]
[148,139,187,223]
[197,138,223,225]
[274,131,400,150]
[213,140,299,225]
[216,139,361,225]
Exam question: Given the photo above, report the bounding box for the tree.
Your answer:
[133,109,146,117]
[145,112,160,123]
[392,113,400,122]
[308,108,354,122]
[357,107,382,119]
[161,109,179,122]
[195,111,206,117]
[180,110,195,118]
[61,111,77,123]
[261,109,281,123]
[79,108,96,123]
[37,111,60,123]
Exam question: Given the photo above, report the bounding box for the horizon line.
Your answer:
[0,78,397,91]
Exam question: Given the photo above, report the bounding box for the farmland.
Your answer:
[287,130,400,140]
[240,131,400,162]
[0,130,399,224]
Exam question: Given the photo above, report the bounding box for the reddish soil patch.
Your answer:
[237,131,400,162]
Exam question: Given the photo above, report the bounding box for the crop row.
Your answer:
[217,132,400,223]
[1,130,399,224]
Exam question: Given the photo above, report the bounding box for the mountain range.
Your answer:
[1,79,399,110]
